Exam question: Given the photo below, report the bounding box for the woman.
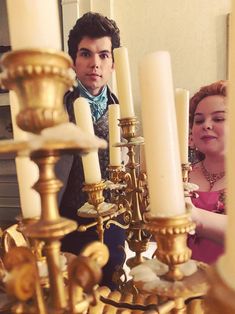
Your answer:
[188,80,227,264]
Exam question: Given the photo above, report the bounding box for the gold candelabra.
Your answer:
[0,48,233,314]
[0,49,110,314]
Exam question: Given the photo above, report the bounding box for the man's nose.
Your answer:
[90,54,100,68]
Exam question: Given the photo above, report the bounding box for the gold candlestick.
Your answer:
[0,49,110,314]
[128,211,209,313]
[106,117,150,292]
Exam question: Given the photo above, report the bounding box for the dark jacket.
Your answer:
[57,86,125,289]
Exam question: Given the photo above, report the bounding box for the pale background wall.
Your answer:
[61,0,231,120]
[112,0,230,118]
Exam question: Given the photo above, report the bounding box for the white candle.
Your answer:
[73,97,102,184]
[9,91,41,219]
[139,51,185,217]
[175,88,190,164]
[217,0,235,290]
[6,0,61,50]
[113,47,135,118]
[108,105,122,166]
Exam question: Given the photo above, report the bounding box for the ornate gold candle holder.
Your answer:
[144,211,195,281]
[0,49,74,133]
[82,181,106,208]
[118,117,139,140]
[127,211,209,314]
[81,181,107,243]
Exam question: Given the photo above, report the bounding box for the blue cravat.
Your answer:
[77,80,108,122]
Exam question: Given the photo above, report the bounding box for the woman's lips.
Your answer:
[200,135,217,141]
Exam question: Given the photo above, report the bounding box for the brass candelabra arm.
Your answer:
[181,162,192,183]
[77,203,132,235]
[1,243,109,314]
[2,246,47,314]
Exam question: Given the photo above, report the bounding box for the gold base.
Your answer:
[134,262,208,300]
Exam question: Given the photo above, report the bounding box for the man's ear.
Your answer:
[72,63,76,71]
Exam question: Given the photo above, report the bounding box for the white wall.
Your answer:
[112,0,230,118]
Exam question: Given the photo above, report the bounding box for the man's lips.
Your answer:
[87,73,101,78]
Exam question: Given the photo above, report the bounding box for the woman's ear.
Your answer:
[188,131,195,149]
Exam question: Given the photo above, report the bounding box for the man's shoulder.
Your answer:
[64,88,80,105]
[107,86,119,105]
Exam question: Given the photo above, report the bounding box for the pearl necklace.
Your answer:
[201,161,225,190]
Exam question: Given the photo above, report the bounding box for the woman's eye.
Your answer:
[213,117,225,122]
[194,119,204,125]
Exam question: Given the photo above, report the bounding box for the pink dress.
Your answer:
[188,190,225,264]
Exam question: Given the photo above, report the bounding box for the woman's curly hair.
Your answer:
[189,80,227,129]
[189,80,227,163]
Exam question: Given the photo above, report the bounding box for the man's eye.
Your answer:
[80,51,90,57]
[100,53,110,59]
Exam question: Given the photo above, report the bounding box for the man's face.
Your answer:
[74,36,114,96]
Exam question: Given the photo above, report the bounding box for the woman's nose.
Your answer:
[203,119,213,130]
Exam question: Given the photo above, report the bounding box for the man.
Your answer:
[57,12,125,289]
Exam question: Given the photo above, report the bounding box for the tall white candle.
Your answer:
[175,88,190,164]
[108,105,121,166]
[139,51,185,217]
[73,97,102,184]
[113,47,135,118]
[217,0,235,290]
[9,91,41,219]
[6,0,61,50]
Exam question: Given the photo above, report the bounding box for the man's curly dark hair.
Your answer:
[68,12,121,63]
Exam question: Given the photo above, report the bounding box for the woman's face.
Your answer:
[191,95,226,157]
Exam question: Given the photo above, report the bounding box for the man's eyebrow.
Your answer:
[78,48,111,54]
[99,50,111,54]
[78,48,91,52]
